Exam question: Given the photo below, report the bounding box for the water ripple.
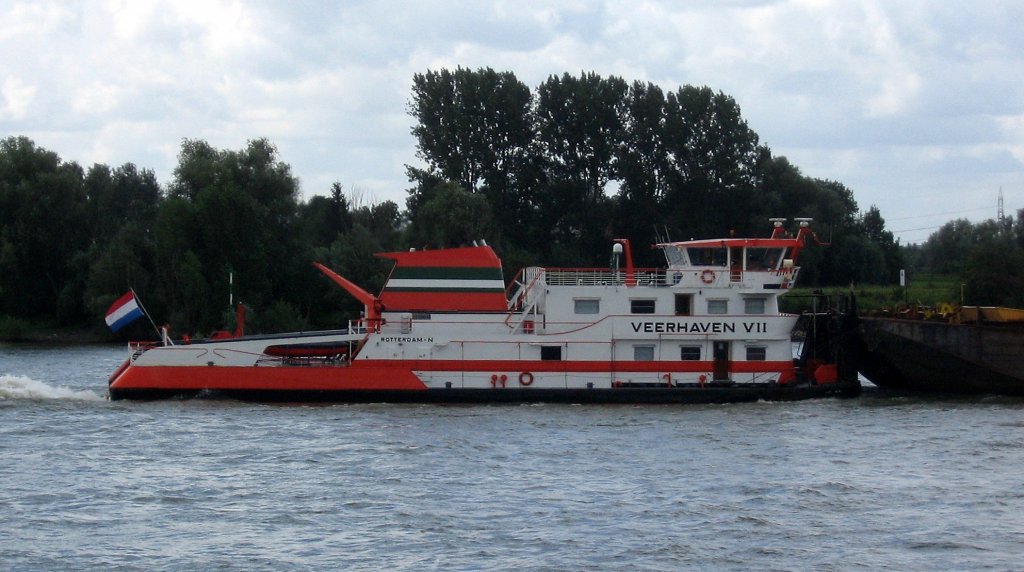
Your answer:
[3,346,1024,570]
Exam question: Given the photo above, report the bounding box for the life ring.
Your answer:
[700,270,715,284]
[519,371,534,386]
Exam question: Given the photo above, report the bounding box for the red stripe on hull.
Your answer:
[110,364,428,392]
[110,359,796,396]
[356,358,794,374]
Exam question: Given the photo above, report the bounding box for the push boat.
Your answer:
[108,219,860,402]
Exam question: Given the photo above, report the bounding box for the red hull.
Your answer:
[110,363,428,394]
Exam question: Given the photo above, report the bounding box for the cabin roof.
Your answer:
[656,237,801,249]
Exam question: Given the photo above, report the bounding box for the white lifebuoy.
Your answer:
[700,270,715,284]
[519,371,534,386]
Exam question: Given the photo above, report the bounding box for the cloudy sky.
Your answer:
[3,1,1022,244]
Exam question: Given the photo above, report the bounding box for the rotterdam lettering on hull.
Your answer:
[630,321,768,334]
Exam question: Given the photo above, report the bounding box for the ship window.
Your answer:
[674,294,692,316]
[744,297,766,314]
[708,299,728,314]
[541,346,562,361]
[412,312,431,320]
[663,246,687,267]
[574,299,600,314]
[680,346,701,360]
[746,248,783,270]
[687,247,727,267]
[634,345,655,361]
[630,299,656,314]
[746,346,767,361]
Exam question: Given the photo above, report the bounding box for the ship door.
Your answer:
[730,247,743,282]
[713,341,730,381]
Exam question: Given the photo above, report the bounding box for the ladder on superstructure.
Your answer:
[504,267,545,333]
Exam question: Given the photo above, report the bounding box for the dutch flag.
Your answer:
[104,291,144,332]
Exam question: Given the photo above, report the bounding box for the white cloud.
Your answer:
[0,0,1021,238]
[0,77,36,120]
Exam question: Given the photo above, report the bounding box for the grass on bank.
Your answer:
[0,315,37,341]
[781,274,961,314]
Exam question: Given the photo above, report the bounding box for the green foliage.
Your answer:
[155,138,305,334]
[248,300,307,334]
[0,315,33,341]
[408,182,494,248]
[1,69,935,340]
[0,136,89,322]
[962,233,1024,307]
[784,274,960,314]
[908,215,1024,307]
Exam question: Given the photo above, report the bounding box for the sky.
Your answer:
[2,0,1022,245]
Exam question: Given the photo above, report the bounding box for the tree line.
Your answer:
[902,213,1024,307]
[405,68,900,280]
[0,136,402,338]
[1,68,908,340]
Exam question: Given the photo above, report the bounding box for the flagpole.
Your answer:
[131,288,172,345]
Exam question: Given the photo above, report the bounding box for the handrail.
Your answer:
[543,268,665,286]
[504,267,546,330]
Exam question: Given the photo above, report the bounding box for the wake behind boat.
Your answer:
[108,219,860,402]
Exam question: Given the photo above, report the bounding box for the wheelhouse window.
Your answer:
[686,247,727,267]
[541,346,562,361]
[708,299,728,315]
[744,297,766,315]
[634,345,655,361]
[674,294,692,316]
[679,346,701,361]
[745,247,784,271]
[746,346,767,361]
[574,298,600,314]
[630,299,656,314]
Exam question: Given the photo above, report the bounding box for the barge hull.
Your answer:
[858,317,1024,395]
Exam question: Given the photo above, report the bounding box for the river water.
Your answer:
[2,343,1023,571]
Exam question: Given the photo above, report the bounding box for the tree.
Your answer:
[963,235,1024,306]
[409,67,534,193]
[84,162,161,242]
[156,138,303,333]
[860,205,902,282]
[613,82,670,261]
[408,182,494,249]
[408,67,538,252]
[534,72,627,262]
[661,86,762,236]
[0,136,89,322]
[921,219,982,275]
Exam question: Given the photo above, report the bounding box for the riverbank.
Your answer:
[0,317,112,345]
[781,274,959,313]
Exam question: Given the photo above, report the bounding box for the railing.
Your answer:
[504,267,546,331]
[128,341,157,361]
[543,268,666,286]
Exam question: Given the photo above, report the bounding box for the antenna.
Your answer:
[998,187,1005,224]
